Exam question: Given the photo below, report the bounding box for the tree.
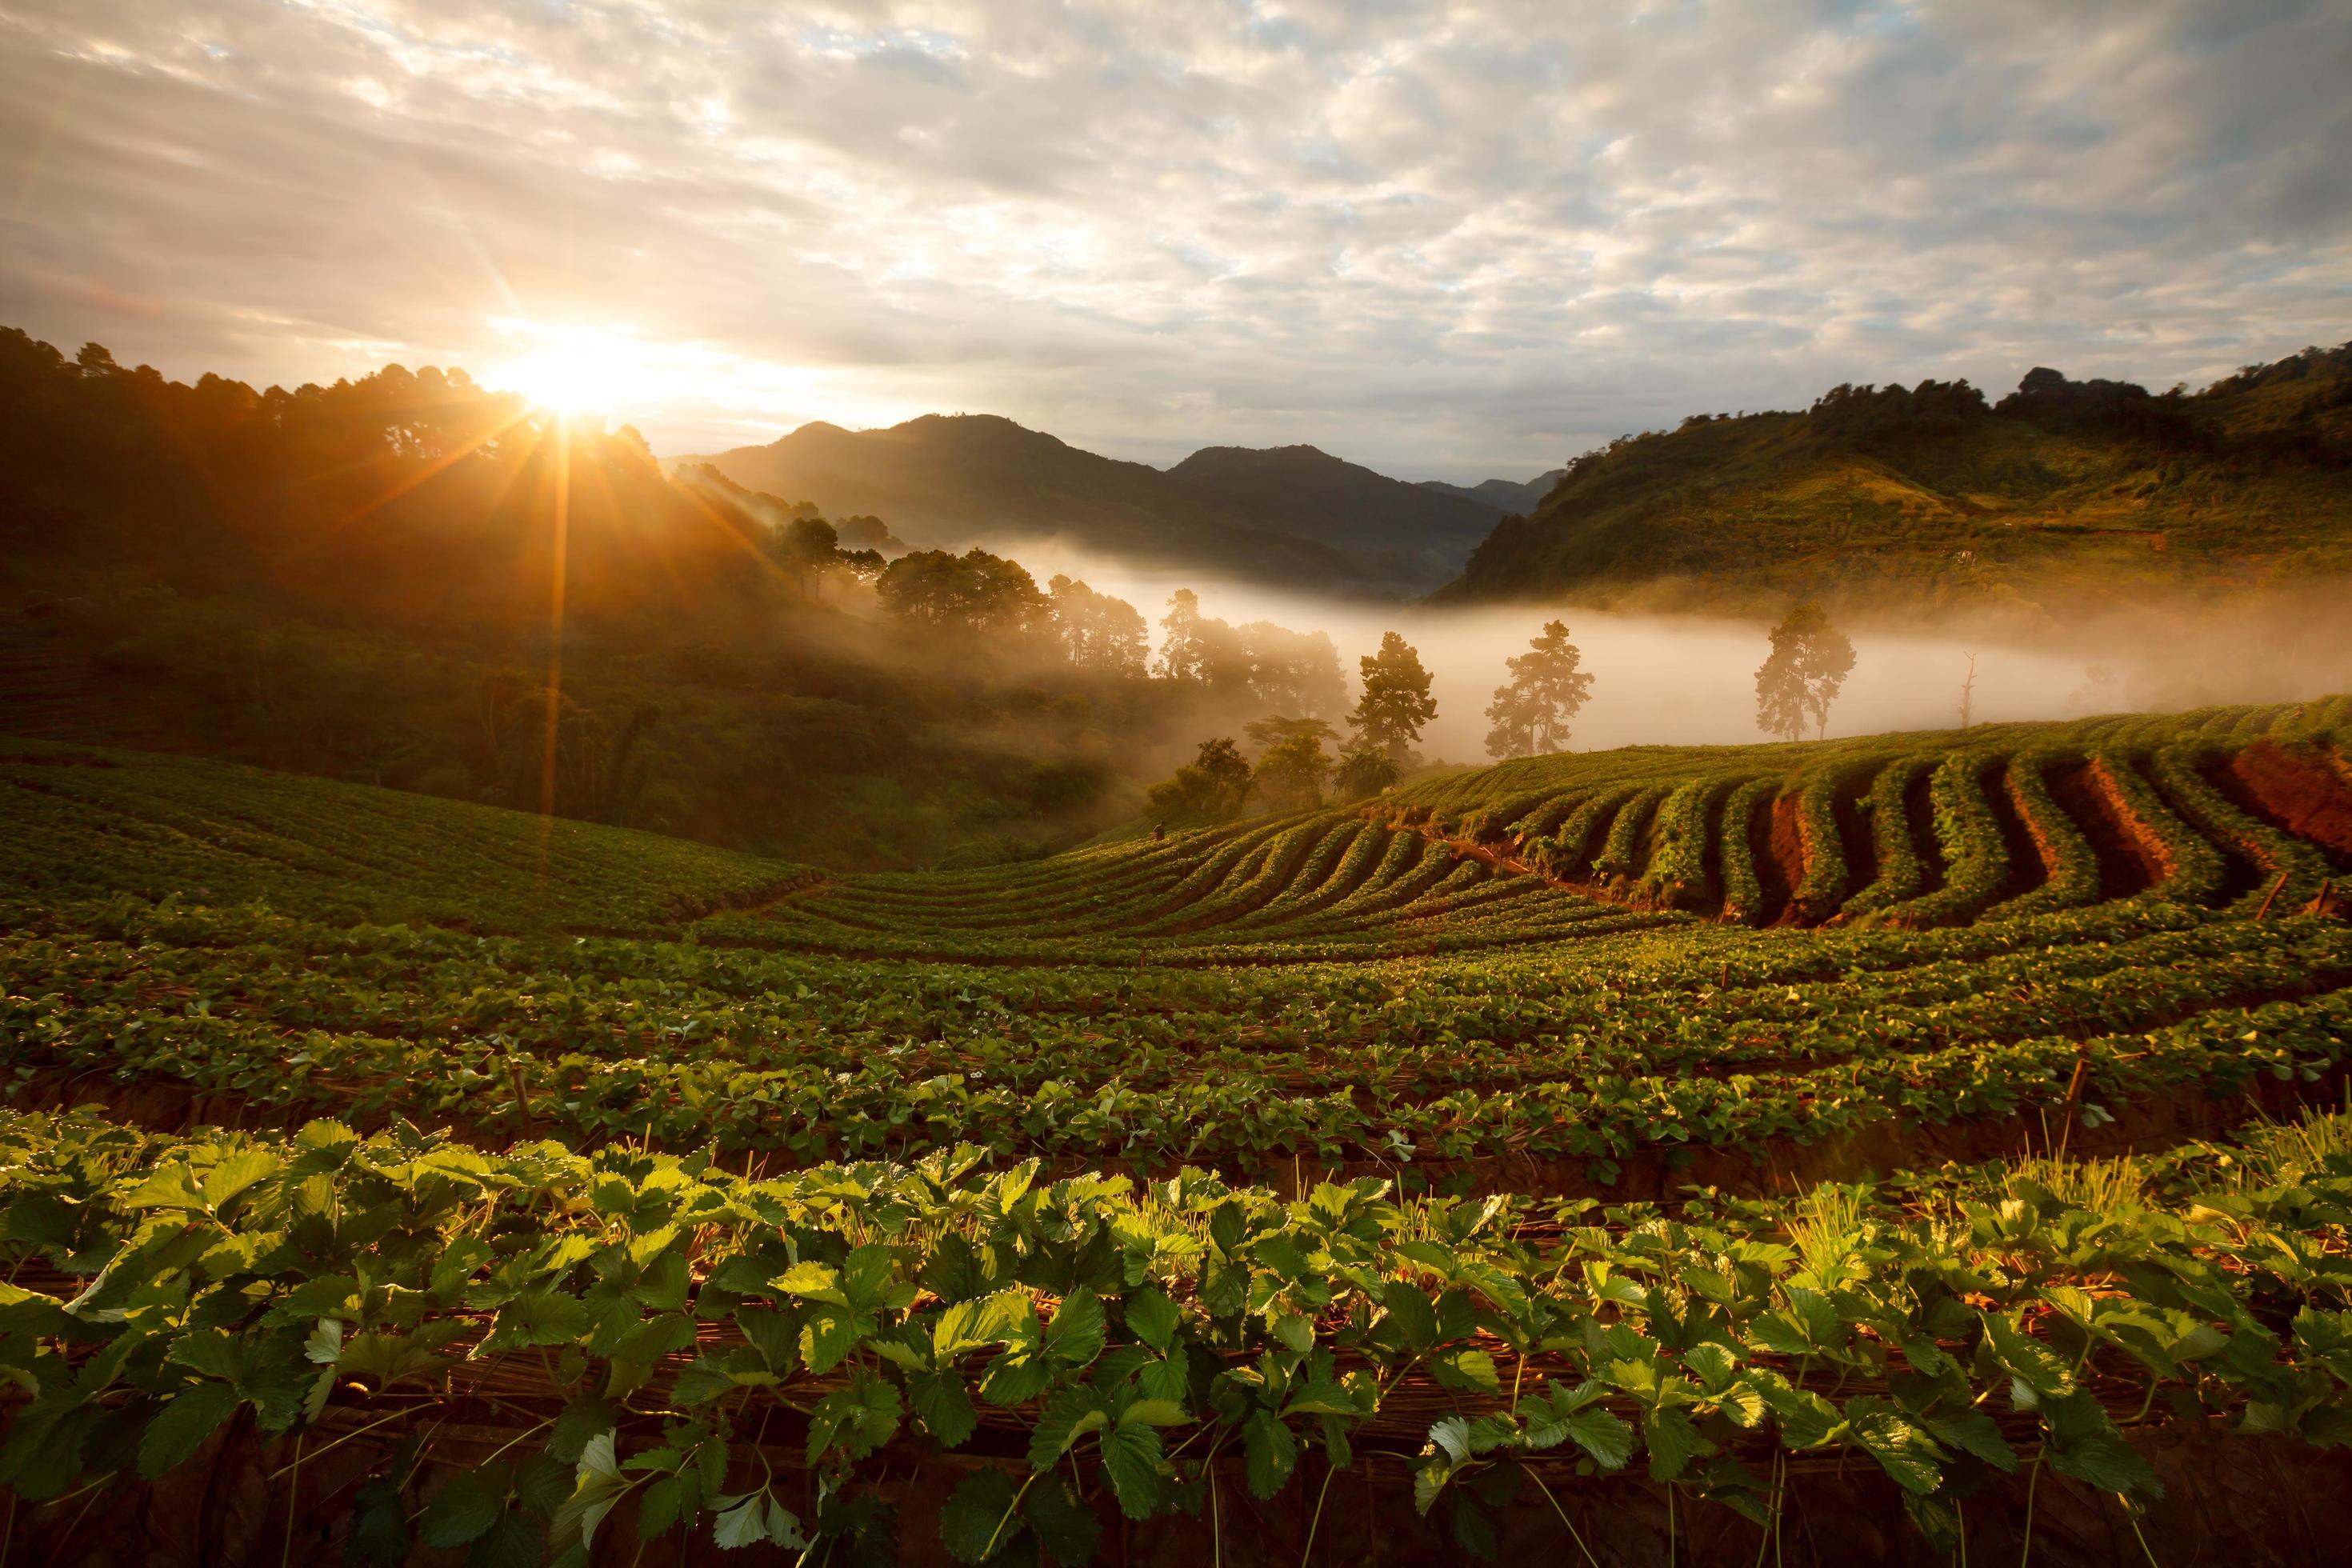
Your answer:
[1146,737,1252,822]
[1046,575,1147,674]
[1251,730,1332,810]
[1483,620,1594,758]
[770,516,839,602]
[1754,602,1857,742]
[1348,631,1436,766]
[874,548,1046,635]
[1244,715,1336,754]
[1333,738,1401,800]
[1154,590,1246,687]
[1238,622,1345,716]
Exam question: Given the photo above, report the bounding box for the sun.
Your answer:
[486,321,646,418]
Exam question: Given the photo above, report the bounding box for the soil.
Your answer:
[1986,763,2051,905]
[2052,760,2161,898]
[1829,776,1879,910]
[1749,791,1798,926]
[2220,739,2352,870]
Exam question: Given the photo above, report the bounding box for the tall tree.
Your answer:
[1238,622,1345,716]
[1251,730,1332,810]
[874,548,1046,635]
[1483,620,1594,758]
[1147,737,1252,822]
[1154,590,1246,686]
[769,516,839,602]
[1046,574,1147,674]
[1754,602,1857,742]
[1348,631,1437,766]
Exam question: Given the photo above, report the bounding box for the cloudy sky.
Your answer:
[2,1,2347,481]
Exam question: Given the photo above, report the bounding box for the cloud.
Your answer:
[2,0,2346,480]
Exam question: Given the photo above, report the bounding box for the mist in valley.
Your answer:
[1008,538,2352,770]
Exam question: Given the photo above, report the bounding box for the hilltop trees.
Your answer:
[1484,620,1593,758]
[1046,575,1147,674]
[874,549,1046,634]
[1252,730,1333,810]
[1755,602,1856,742]
[769,516,840,601]
[1147,738,1251,821]
[1348,631,1437,767]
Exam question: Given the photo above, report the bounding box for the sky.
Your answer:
[2,1,2348,483]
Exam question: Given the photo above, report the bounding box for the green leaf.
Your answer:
[1432,1348,1500,1394]
[1924,1406,2018,1474]
[1044,1290,1106,1368]
[466,1511,542,1568]
[1383,1281,1438,1351]
[1098,1422,1163,1520]
[937,1290,1035,1359]
[421,1464,514,1549]
[1536,1406,1633,1470]
[1242,1410,1298,1498]
[2045,1392,2162,1498]
[550,1434,626,1554]
[138,1379,240,1480]
[940,1468,1024,1563]
[1124,1290,1181,1353]
[801,1310,860,1376]
[1643,1408,1706,1482]
[1118,1398,1190,1429]
[202,1148,283,1213]
[550,1398,620,1465]
[1029,1387,1110,1469]
[1849,1401,1946,1495]
[1982,1311,2074,1397]
[806,1372,903,1466]
[910,1368,979,1448]
[1024,1473,1103,1566]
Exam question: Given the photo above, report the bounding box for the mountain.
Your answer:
[1436,343,2352,617]
[689,414,1375,587]
[1419,470,1566,516]
[1161,443,1501,586]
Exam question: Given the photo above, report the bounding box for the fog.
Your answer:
[1005,540,2352,764]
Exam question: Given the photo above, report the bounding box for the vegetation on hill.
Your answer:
[1420,466,1566,515]
[691,414,1378,587]
[0,328,1378,869]
[3,702,2352,1561]
[1440,341,2352,618]
[1164,444,1498,586]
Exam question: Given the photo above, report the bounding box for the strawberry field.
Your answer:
[4,702,2352,1563]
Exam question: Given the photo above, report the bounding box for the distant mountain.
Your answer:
[1435,344,2352,617]
[689,414,1374,588]
[1418,470,1567,516]
[1162,444,1500,586]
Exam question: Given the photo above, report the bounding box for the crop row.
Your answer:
[4,1105,2352,1562]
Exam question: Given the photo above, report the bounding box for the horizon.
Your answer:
[5,2,2348,483]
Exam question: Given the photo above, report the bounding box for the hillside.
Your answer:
[0,328,1262,869]
[691,414,1386,586]
[1420,466,1566,514]
[1162,442,1500,583]
[1439,342,2352,618]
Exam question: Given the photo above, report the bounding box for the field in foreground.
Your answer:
[4,703,2352,1565]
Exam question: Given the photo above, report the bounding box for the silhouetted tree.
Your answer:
[1238,622,1345,715]
[1333,738,1401,800]
[875,548,1046,634]
[1147,737,1252,820]
[1755,602,1856,742]
[1046,575,1147,674]
[1154,589,1247,686]
[1252,731,1332,810]
[1483,620,1593,758]
[1348,631,1436,766]
[770,516,839,601]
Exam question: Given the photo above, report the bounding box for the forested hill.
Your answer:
[691,416,1506,592]
[691,414,1378,587]
[1437,342,2352,618]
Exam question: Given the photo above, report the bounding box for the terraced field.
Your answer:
[5,703,2352,1565]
